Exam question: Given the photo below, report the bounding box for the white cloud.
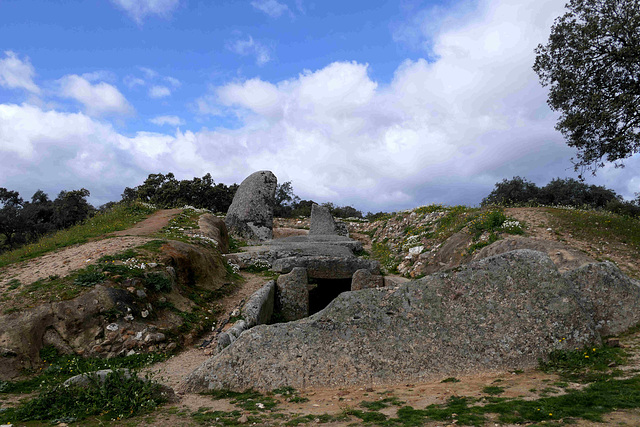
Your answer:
[150,115,184,126]
[124,75,146,88]
[1,0,638,211]
[164,76,181,87]
[81,70,116,83]
[58,75,133,116]
[226,35,272,66]
[110,0,180,23]
[251,0,290,18]
[149,85,171,98]
[0,51,40,94]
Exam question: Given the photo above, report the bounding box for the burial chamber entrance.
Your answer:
[308,278,352,315]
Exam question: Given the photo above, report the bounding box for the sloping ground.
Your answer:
[0,208,182,299]
[0,208,233,379]
[348,206,639,280]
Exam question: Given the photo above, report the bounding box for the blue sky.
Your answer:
[1,0,639,211]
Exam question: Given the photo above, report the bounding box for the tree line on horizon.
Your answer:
[2,173,638,255]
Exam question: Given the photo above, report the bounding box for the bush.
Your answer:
[144,272,172,293]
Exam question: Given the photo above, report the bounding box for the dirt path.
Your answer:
[144,272,270,390]
[0,209,182,291]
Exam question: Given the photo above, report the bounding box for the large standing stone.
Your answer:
[225,171,277,242]
[309,204,338,235]
[184,250,633,392]
[276,268,309,321]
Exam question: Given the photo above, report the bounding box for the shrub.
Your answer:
[144,272,172,293]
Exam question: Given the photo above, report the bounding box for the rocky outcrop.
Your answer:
[160,240,227,290]
[276,268,309,321]
[225,171,277,242]
[473,235,594,273]
[184,250,640,392]
[564,262,640,336]
[197,214,230,254]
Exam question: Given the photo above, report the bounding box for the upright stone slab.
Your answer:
[309,204,338,235]
[276,267,309,321]
[225,171,277,242]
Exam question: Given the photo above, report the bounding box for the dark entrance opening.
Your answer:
[308,278,352,315]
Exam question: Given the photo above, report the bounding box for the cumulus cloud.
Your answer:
[149,85,171,98]
[2,0,638,210]
[251,0,291,18]
[0,51,40,94]
[226,35,272,66]
[58,74,133,116]
[150,115,184,126]
[110,0,180,23]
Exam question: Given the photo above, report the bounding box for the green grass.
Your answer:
[0,346,169,395]
[539,344,627,382]
[0,202,156,268]
[342,375,640,426]
[547,207,640,254]
[371,241,400,274]
[482,385,505,395]
[0,370,166,424]
[441,377,461,383]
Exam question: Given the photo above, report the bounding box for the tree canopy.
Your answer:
[533,0,640,175]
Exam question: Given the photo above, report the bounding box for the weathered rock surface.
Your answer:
[272,256,380,279]
[184,250,640,392]
[197,213,230,254]
[224,241,355,269]
[64,369,178,403]
[269,235,362,252]
[473,235,595,272]
[564,262,640,336]
[0,286,118,379]
[225,171,277,242]
[309,204,338,235]
[276,268,309,321]
[242,280,275,328]
[351,269,384,291]
[160,240,227,289]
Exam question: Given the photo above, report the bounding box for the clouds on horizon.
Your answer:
[1,0,638,210]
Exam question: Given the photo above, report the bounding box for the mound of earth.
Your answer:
[0,208,232,380]
[184,249,640,392]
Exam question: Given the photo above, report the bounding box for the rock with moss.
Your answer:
[185,250,638,392]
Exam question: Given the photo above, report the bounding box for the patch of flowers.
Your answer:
[227,261,240,274]
[123,258,149,269]
[181,205,211,213]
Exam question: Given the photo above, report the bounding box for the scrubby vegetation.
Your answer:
[482,176,640,217]
[0,347,168,424]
